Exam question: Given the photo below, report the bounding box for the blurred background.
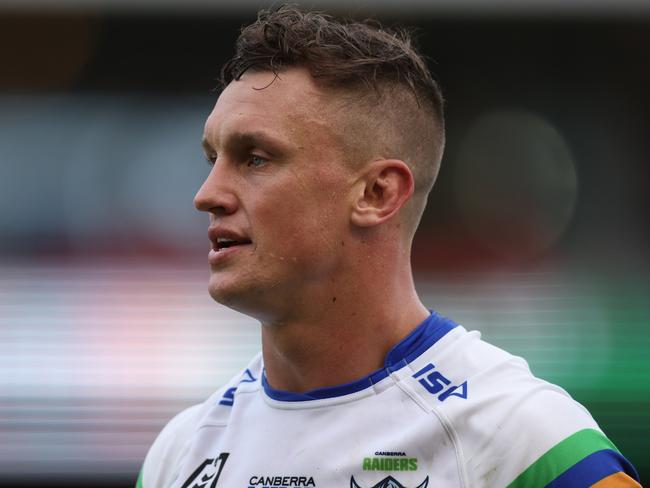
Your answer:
[0,0,648,486]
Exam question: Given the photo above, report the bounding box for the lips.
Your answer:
[208,227,252,251]
[213,236,253,252]
[207,227,252,265]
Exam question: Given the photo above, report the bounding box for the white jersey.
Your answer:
[137,312,641,488]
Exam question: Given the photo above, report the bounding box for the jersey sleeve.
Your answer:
[133,361,261,488]
[135,403,203,488]
[420,329,642,488]
[506,428,641,487]
[461,358,642,488]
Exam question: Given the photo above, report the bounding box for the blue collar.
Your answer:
[262,310,458,402]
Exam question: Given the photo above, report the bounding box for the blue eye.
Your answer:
[248,154,267,167]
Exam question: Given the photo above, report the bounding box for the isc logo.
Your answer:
[412,363,468,401]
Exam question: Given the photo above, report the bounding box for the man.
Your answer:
[137,6,641,488]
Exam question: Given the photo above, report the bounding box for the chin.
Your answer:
[207,274,283,322]
[208,274,255,311]
[208,274,241,306]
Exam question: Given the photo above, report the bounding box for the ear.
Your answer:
[350,159,415,228]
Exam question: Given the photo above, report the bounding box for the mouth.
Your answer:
[213,237,253,252]
[207,227,253,265]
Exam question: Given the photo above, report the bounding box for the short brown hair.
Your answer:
[221,5,445,231]
[221,5,443,121]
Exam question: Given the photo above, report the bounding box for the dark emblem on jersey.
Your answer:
[350,475,429,488]
[181,452,229,488]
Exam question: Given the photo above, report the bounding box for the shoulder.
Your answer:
[137,355,264,488]
[138,402,206,488]
[403,326,641,487]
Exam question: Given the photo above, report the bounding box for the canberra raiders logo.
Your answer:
[181,453,229,488]
[350,475,429,488]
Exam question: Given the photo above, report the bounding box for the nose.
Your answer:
[194,161,239,215]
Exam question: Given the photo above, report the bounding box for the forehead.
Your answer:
[204,68,331,144]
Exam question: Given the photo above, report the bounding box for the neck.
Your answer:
[260,264,429,394]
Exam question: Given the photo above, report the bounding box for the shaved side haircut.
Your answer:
[220,5,445,236]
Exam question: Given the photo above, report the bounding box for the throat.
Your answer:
[260,319,390,394]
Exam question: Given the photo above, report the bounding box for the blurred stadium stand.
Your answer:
[0,1,648,486]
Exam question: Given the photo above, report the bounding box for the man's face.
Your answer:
[195,68,355,320]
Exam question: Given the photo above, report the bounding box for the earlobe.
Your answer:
[350,159,414,228]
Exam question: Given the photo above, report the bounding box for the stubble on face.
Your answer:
[200,68,359,322]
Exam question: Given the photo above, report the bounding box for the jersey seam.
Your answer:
[391,369,469,488]
[195,421,229,429]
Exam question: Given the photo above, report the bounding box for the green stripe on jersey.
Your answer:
[506,428,618,488]
[135,468,143,488]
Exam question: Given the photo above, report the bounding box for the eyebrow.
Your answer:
[201,130,292,157]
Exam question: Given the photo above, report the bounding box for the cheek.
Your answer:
[254,196,344,259]
[248,168,351,250]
